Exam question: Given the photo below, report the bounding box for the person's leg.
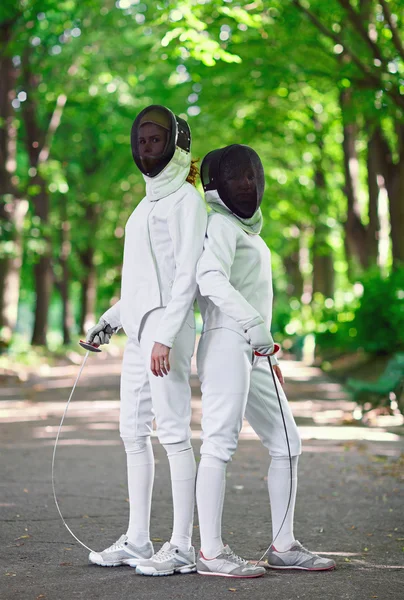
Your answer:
[196,455,227,558]
[267,455,299,551]
[162,440,196,551]
[246,357,335,570]
[89,338,155,567]
[195,330,265,578]
[246,356,301,552]
[120,338,155,547]
[136,309,197,576]
[123,437,155,547]
[196,330,250,557]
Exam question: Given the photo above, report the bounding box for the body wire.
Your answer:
[254,355,293,565]
[51,350,96,553]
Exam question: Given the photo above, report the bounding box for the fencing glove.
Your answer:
[86,318,114,346]
[246,322,275,356]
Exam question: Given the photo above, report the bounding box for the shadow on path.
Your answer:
[1,355,403,600]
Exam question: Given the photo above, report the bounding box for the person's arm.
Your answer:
[85,301,121,346]
[153,191,208,349]
[101,299,122,330]
[196,216,264,329]
[197,215,275,354]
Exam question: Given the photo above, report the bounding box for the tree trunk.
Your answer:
[21,56,54,347]
[312,244,334,297]
[340,90,369,270]
[61,284,73,345]
[283,233,304,299]
[386,123,404,267]
[373,124,404,267]
[30,179,52,346]
[79,246,97,335]
[311,134,334,298]
[31,255,52,346]
[283,251,304,299]
[29,178,52,346]
[59,208,73,345]
[387,159,404,267]
[0,20,27,348]
[0,199,28,349]
[312,177,334,297]
[366,131,380,266]
[78,201,100,334]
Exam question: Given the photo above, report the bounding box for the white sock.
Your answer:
[196,455,227,559]
[123,437,154,547]
[163,441,196,552]
[268,455,298,552]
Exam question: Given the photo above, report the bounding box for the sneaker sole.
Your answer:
[89,558,145,568]
[197,570,265,578]
[136,565,196,576]
[267,564,336,571]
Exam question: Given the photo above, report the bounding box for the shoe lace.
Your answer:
[296,543,312,555]
[290,543,320,559]
[106,535,126,553]
[228,549,249,566]
[153,545,176,563]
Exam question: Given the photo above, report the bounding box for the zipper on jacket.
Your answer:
[147,203,163,306]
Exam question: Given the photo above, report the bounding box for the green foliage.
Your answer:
[353,268,404,354]
[312,269,404,356]
[1,0,403,353]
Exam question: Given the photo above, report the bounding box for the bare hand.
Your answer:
[150,342,171,377]
[273,365,284,387]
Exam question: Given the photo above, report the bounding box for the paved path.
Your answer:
[1,353,403,600]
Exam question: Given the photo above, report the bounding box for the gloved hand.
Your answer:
[246,322,275,356]
[86,318,114,346]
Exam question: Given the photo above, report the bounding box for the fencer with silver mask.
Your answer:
[195,144,336,577]
[86,105,207,576]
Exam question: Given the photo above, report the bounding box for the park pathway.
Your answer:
[1,352,403,600]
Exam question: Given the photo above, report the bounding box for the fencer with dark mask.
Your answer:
[195,144,336,577]
[202,144,265,218]
[86,105,207,576]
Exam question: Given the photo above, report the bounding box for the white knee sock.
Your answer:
[268,455,299,552]
[196,455,227,559]
[123,437,154,547]
[163,441,196,552]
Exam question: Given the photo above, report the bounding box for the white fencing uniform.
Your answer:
[196,194,301,557]
[103,147,207,444]
[196,197,301,461]
[100,146,207,552]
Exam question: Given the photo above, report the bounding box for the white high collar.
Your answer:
[205,189,225,207]
[143,146,191,201]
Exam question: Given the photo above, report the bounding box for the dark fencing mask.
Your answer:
[131,105,191,177]
[201,144,265,218]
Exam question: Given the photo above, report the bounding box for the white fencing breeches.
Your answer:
[196,328,301,556]
[120,307,196,549]
[120,307,196,444]
[196,328,302,462]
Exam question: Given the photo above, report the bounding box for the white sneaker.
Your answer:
[135,541,196,576]
[89,534,154,567]
[267,541,336,571]
[197,545,266,578]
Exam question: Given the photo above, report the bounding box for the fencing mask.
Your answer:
[131,105,191,177]
[201,144,265,218]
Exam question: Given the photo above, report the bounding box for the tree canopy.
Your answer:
[0,0,403,356]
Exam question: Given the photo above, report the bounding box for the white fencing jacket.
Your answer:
[102,146,207,348]
[197,193,278,364]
